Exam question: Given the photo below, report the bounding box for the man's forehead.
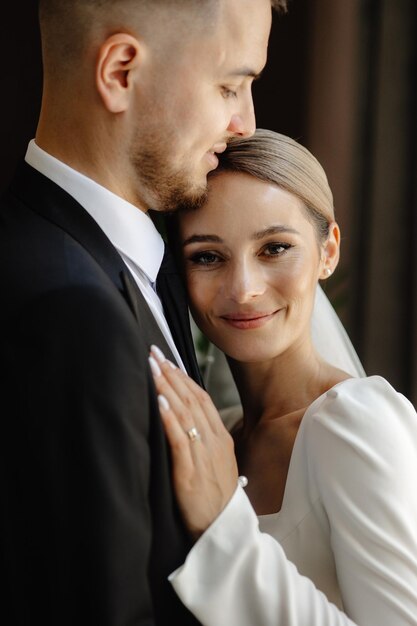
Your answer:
[211,0,271,69]
[167,0,270,79]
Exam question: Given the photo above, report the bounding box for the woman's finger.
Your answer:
[149,355,209,439]
[150,345,225,435]
[150,351,240,539]
[158,393,239,539]
[149,350,211,430]
[156,393,196,474]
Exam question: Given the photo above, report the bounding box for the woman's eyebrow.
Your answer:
[183,227,300,247]
[253,225,300,240]
[182,234,223,247]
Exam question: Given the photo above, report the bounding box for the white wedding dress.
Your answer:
[170,375,417,625]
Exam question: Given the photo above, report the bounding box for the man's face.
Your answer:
[130,0,272,212]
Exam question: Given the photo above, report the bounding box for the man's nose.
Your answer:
[227,101,256,138]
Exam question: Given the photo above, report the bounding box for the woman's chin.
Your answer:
[217,341,283,365]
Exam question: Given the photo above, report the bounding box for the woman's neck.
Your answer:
[228,337,349,431]
[227,336,352,515]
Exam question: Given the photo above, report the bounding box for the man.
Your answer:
[0,0,282,624]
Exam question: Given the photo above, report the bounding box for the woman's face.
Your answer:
[179,171,335,363]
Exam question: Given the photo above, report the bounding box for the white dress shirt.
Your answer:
[25,139,186,371]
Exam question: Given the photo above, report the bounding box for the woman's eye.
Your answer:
[262,242,292,257]
[188,251,222,266]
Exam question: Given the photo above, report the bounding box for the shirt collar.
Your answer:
[25,139,164,283]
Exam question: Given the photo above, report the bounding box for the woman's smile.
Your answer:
[219,309,282,330]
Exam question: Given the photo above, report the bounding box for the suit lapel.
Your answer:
[120,269,178,364]
[11,161,126,288]
[11,162,200,380]
[156,246,203,385]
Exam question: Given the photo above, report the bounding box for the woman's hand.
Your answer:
[149,345,239,539]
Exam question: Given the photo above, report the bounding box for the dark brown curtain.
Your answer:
[305,0,416,404]
[350,0,417,403]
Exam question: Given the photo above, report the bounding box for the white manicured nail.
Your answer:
[148,356,161,377]
[158,394,170,411]
[151,345,166,362]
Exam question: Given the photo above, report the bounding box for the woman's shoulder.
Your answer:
[303,375,417,462]
[302,376,417,502]
[309,375,414,420]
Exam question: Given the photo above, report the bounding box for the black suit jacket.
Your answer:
[0,163,202,625]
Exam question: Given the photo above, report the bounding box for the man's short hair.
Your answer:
[38,1,216,75]
[39,0,288,77]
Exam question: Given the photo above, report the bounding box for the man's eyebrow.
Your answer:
[227,67,263,80]
[182,234,223,247]
[253,226,300,239]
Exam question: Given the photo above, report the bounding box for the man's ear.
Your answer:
[319,221,340,280]
[96,33,142,113]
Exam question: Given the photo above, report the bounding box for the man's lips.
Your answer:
[220,310,280,330]
[206,152,219,169]
[206,143,228,168]
[211,142,228,154]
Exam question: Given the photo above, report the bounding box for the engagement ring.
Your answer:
[186,427,201,442]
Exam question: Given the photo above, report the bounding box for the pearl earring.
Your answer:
[324,268,332,277]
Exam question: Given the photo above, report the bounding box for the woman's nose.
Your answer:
[227,262,265,303]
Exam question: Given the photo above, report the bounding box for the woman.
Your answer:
[148,130,417,625]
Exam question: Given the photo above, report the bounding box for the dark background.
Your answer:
[1,1,416,403]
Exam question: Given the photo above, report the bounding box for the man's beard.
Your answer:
[130,131,208,213]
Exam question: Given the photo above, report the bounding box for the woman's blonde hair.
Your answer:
[213,128,335,241]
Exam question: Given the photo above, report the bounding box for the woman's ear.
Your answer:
[96,33,142,113]
[319,221,340,280]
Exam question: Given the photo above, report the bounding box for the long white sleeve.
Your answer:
[170,486,356,625]
[305,377,417,624]
[169,377,417,625]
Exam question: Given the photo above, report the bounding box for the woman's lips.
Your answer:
[220,310,280,330]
